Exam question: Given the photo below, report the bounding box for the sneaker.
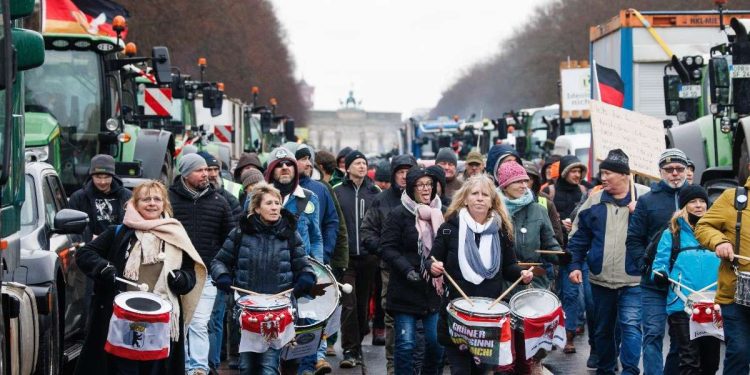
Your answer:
[339,351,358,368]
[325,346,336,357]
[315,359,333,374]
[372,328,386,346]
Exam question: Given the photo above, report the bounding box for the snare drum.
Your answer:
[736,271,750,306]
[509,289,561,331]
[509,289,565,359]
[445,297,513,367]
[105,291,173,361]
[237,294,295,353]
[686,290,724,341]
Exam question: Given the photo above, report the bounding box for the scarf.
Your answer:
[401,191,445,295]
[458,208,502,285]
[122,202,207,340]
[181,177,209,200]
[500,188,534,216]
[274,180,295,198]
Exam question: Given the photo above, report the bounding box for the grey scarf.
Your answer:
[459,208,502,282]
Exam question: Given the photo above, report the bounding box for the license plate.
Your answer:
[678,85,701,99]
[732,64,750,78]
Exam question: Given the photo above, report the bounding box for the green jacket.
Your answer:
[508,201,562,291]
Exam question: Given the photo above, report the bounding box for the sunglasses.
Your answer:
[278,160,295,168]
[662,166,686,174]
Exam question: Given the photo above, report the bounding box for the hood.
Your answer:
[297,143,315,165]
[390,154,418,186]
[234,152,263,180]
[425,165,447,197]
[486,144,522,180]
[264,156,299,193]
[239,208,297,240]
[405,166,438,202]
[559,155,587,180]
[337,147,353,162]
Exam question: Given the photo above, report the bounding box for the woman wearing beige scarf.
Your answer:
[75,180,206,375]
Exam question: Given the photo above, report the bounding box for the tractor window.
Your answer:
[20,175,38,236]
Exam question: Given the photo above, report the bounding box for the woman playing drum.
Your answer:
[651,185,720,374]
[210,183,318,375]
[75,180,207,375]
[428,175,533,374]
[380,166,445,374]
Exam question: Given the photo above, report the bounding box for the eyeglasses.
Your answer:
[278,160,295,168]
[139,196,163,203]
[662,166,686,174]
[416,183,433,190]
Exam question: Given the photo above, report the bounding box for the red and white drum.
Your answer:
[238,294,295,353]
[686,291,724,341]
[445,297,513,367]
[509,289,566,359]
[105,291,173,361]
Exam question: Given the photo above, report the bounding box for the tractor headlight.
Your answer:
[105,118,119,132]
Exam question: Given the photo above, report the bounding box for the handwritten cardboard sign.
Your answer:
[590,100,665,179]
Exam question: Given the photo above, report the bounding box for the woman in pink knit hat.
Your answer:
[497,161,564,374]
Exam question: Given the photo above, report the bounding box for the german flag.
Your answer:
[43,0,129,38]
[595,63,625,107]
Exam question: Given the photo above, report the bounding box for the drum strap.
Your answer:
[733,187,747,271]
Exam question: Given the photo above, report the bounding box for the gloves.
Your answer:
[97,263,117,284]
[167,270,191,295]
[558,251,573,266]
[653,271,670,288]
[293,272,316,298]
[406,270,421,283]
[308,283,329,297]
[213,274,233,293]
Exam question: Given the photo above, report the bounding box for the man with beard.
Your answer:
[462,150,485,180]
[435,147,462,198]
[626,148,690,375]
[360,154,418,373]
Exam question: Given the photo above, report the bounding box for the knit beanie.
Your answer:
[337,147,353,163]
[435,147,458,165]
[679,185,709,209]
[89,154,116,176]
[295,146,313,162]
[345,150,367,170]
[599,149,630,175]
[267,147,297,165]
[241,168,265,189]
[197,151,220,168]
[659,148,688,168]
[179,153,207,176]
[498,161,530,188]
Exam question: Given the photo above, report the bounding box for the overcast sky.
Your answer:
[270,0,550,117]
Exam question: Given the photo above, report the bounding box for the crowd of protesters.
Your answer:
[68,139,750,375]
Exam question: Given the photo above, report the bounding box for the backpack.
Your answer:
[641,223,679,277]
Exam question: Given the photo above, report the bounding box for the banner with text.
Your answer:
[447,309,513,366]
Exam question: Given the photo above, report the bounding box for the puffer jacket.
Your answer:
[651,217,720,315]
[695,179,750,304]
[169,177,233,266]
[68,176,132,241]
[485,144,521,183]
[360,154,418,255]
[211,210,314,294]
[568,185,650,289]
[333,175,381,257]
[626,179,685,289]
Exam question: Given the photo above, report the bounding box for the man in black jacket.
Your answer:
[360,154,416,373]
[169,153,233,375]
[199,151,242,224]
[333,150,381,368]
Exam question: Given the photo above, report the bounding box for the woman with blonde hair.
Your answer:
[76,180,206,375]
[428,175,533,374]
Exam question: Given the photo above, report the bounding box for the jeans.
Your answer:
[720,303,750,375]
[591,284,642,375]
[239,348,281,375]
[298,337,327,372]
[393,312,443,375]
[668,312,720,375]
[561,264,593,333]
[208,289,227,370]
[641,286,680,375]
[185,276,217,372]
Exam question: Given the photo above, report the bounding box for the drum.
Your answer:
[509,289,561,331]
[686,290,724,341]
[445,297,513,367]
[105,291,173,361]
[509,289,565,359]
[237,294,294,353]
[735,271,750,306]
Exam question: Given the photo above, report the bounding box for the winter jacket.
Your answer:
[626,180,685,289]
[210,210,314,294]
[695,179,750,304]
[300,175,339,263]
[543,178,587,221]
[68,176,132,241]
[568,185,650,289]
[651,217,720,315]
[218,185,243,225]
[169,177,233,266]
[330,169,346,187]
[75,225,196,375]
[283,186,324,262]
[360,154,418,256]
[538,195,565,246]
[321,179,349,269]
[333,176,381,257]
[485,144,521,183]
[427,215,524,347]
[507,196,562,290]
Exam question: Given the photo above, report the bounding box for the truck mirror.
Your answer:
[12,28,43,71]
[663,75,681,116]
[709,57,731,106]
[151,46,172,85]
[284,118,296,141]
[202,85,223,117]
[260,109,273,133]
[515,136,527,156]
[171,75,186,99]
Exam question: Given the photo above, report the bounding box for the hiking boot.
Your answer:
[563,331,576,354]
[325,346,336,357]
[315,359,333,374]
[372,328,386,346]
[586,353,598,369]
[339,351,358,368]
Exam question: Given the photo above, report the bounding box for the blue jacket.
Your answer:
[485,144,521,182]
[569,185,649,289]
[626,180,685,289]
[285,186,324,262]
[299,175,339,263]
[651,217,719,315]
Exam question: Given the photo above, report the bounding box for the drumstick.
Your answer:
[653,271,711,301]
[535,250,565,254]
[430,256,474,307]
[116,277,149,292]
[733,254,750,262]
[488,266,534,309]
[230,285,259,295]
[518,262,543,267]
[698,281,718,292]
[269,288,294,298]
